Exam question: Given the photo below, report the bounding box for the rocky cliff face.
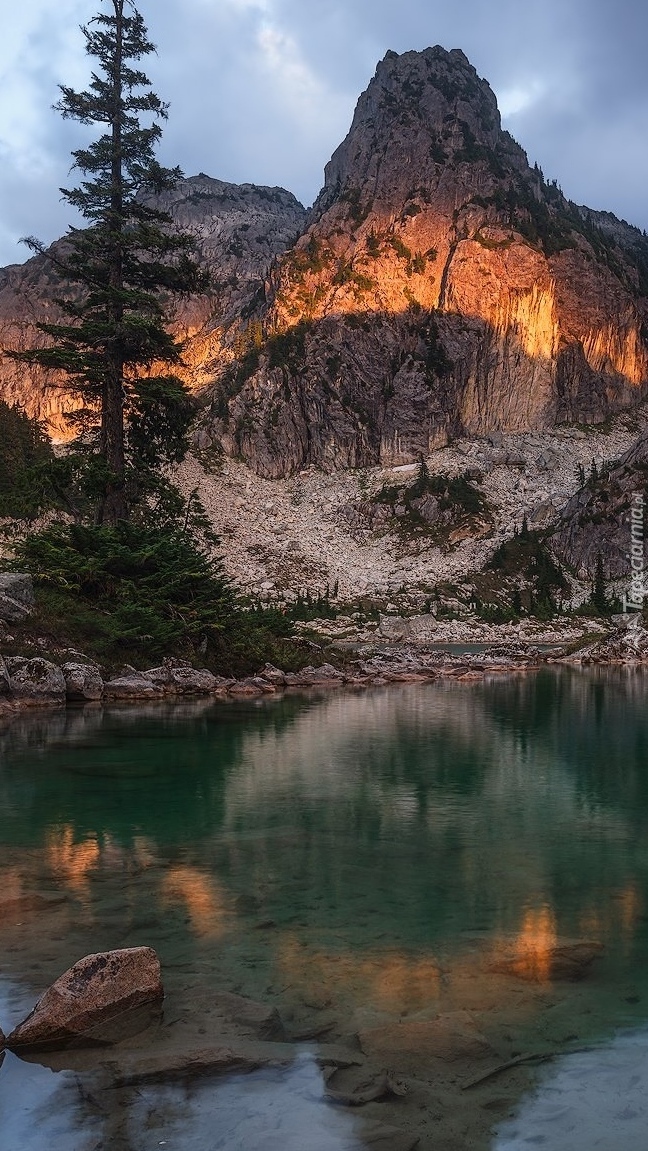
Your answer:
[2,48,648,469]
[208,47,648,476]
[0,176,306,437]
[552,431,648,580]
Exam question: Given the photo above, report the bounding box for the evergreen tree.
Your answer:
[592,552,609,615]
[412,452,430,498]
[590,459,599,485]
[5,0,207,525]
[0,403,55,518]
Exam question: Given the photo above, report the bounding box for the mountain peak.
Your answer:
[317,44,525,214]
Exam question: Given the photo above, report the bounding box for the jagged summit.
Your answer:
[0,175,307,433]
[314,44,528,218]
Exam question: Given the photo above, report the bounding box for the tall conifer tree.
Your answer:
[8,0,206,524]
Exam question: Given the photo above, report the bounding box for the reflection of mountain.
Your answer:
[215,673,648,951]
[1,671,648,976]
[0,699,291,847]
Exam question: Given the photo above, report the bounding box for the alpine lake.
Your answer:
[1,666,648,1151]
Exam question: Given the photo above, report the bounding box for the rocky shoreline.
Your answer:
[2,572,647,723]
[2,621,648,724]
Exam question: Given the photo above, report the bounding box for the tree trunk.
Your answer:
[98,0,127,526]
[97,367,128,525]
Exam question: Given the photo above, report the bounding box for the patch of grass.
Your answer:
[374,460,489,544]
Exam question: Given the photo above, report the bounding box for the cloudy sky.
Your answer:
[1,0,647,266]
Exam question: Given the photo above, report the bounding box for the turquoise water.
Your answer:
[2,669,648,1148]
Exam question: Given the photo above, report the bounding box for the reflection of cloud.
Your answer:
[496,1029,648,1151]
[161,865,232,939]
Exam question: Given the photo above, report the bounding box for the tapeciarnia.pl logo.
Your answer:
[623,493,646,649]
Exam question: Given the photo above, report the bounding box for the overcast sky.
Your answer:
[1,0,647,267]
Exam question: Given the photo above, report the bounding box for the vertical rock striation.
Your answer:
[209,47,648,475]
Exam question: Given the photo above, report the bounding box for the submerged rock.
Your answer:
[209,991,285,1040]
[323,1066,408,1106]
[359,1011,495,1070]
[106,1042,283,1087]
[361,1125,420,1151]
[7,947,164,1051]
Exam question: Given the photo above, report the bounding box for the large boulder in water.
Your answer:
[6,947,164,1051]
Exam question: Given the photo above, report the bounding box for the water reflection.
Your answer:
[1,676,648,984]
[160,864,233,938]
[2,672,648,1146]
[501,905,558,984]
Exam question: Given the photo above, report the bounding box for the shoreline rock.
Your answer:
[5,656,67,706]
[6,947,164,1052]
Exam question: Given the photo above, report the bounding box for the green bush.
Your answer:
[14,521,237,660]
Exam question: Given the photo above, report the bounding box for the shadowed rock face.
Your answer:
[208,46,648,476]
[551,429,648,579]
[2,47,648,474]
